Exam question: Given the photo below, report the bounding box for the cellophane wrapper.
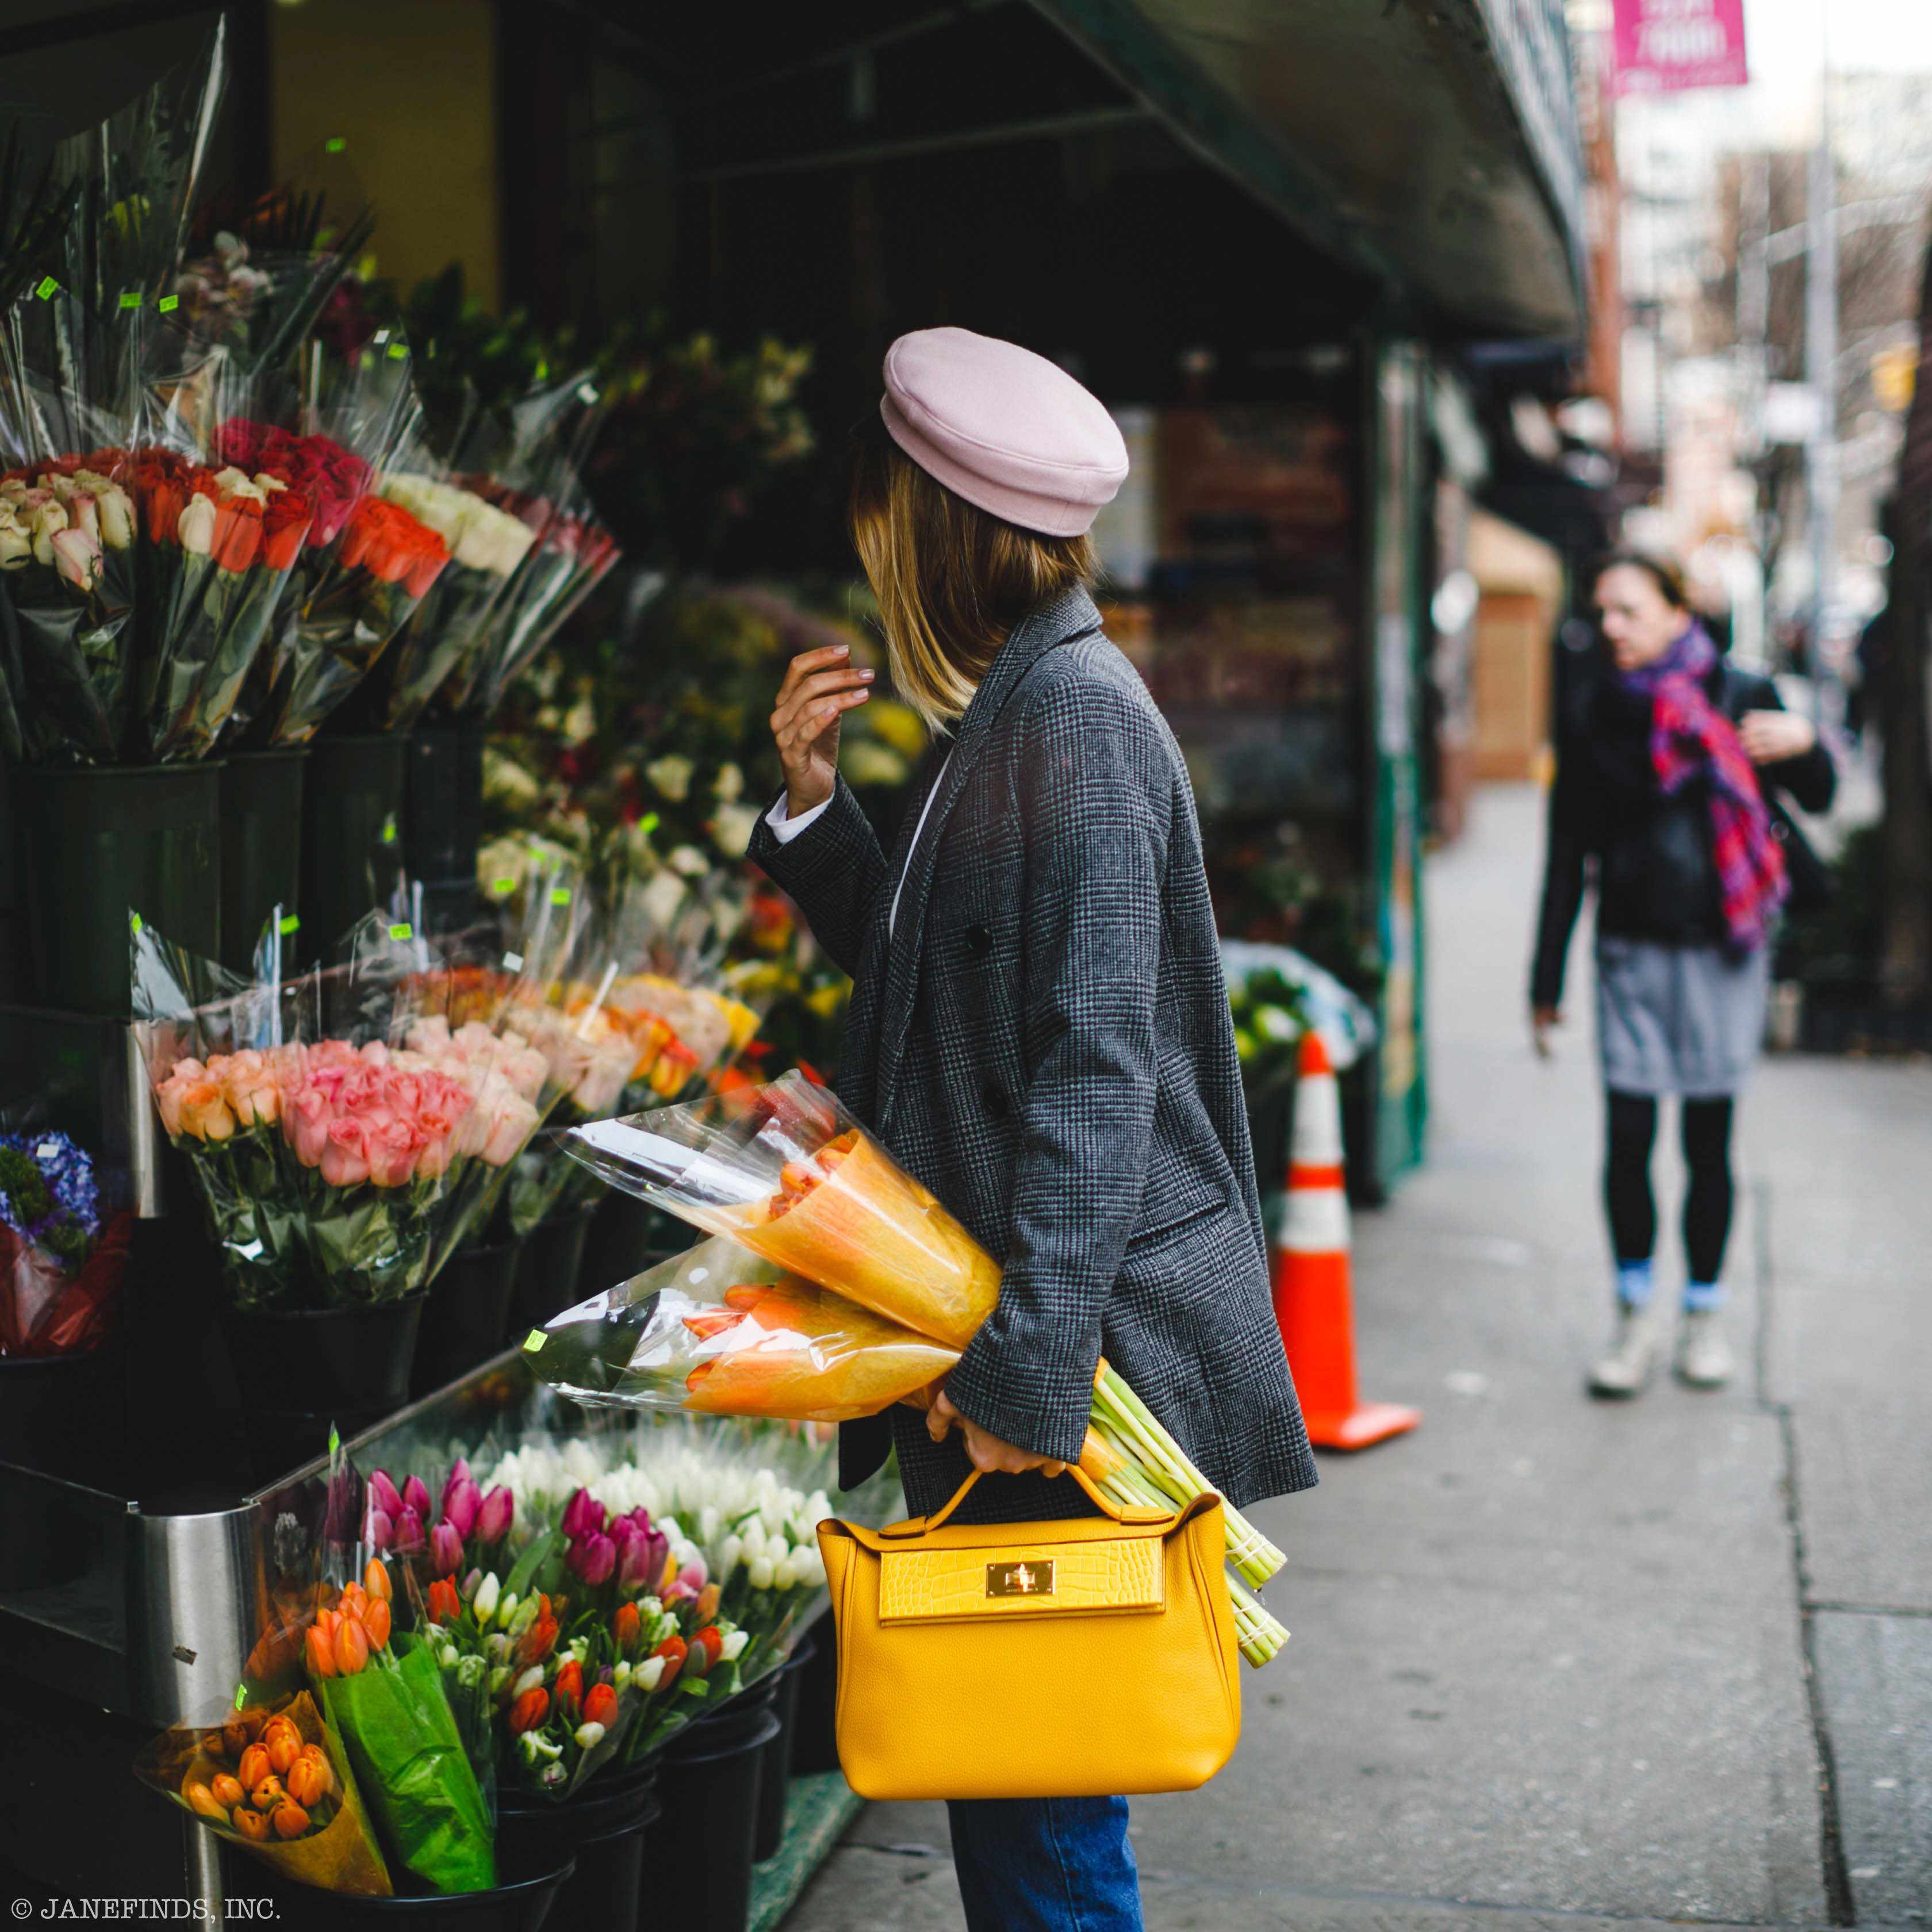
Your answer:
[567,1068,1001,1352]
[130,914,545,1309]
[228,338,453,745]
[526,1233,958,1424]
[135,1690,393,1897]
[0,1126,131,1356]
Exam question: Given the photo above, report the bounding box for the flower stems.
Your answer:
[1078,1427,1288,1669]
[1088,1367,1286,1587]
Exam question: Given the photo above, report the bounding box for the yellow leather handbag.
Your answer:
[816,1463,1241,1800]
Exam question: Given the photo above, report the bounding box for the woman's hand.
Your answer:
[927,1388,1067,1478]
[1531,1004,1561,1059]
[1737,709,1815,765]
[769,643,874,816]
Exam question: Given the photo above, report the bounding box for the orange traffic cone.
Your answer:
[1271,1029,1421,1450]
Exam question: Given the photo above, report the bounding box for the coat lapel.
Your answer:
[869,585,1103,1127]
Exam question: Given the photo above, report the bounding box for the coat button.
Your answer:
[964,923,992,956]
[983,1083,1010,1117]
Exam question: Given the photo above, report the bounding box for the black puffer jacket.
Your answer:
[1530,656,1835,1009]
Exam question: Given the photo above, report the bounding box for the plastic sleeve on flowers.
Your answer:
[745,777,886,980]
[526,1234,960,1423]
[940,678,1173,1470]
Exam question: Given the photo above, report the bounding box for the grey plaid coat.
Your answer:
[749,585,1316,1523]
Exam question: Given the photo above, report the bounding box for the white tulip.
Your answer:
[720,1630,748,1662]
[635,1656,666,1692]
[749,1556,775,1590]
[513,1665,546,1698]
[574,1721,607,1750]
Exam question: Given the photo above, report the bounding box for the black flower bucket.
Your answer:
[411,1237,523,1399]
[219,745,308,973]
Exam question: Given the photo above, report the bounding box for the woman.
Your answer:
[751,326,1316,1931]
[1531,553,1834,1397]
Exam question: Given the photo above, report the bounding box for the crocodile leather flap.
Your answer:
[878,1538,1164,1622]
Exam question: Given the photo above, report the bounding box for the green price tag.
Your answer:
[34,275,58,300]
[638,812,660,835]
[492,876,517,896]
[380,815,397,845]
[389,922,412,942]
[128,912,143,936]
[278,913,300,936]
[521,1330,546,1354]
[158,294,179,313]
[386,340,408,360]
[325,136,347,154]
[118,292,141,310]
[549,885,571,906]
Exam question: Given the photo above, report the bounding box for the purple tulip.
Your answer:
[363,1508,394,1552]
[442,1477,482,1540]
[401,1474,432,1521]
[367,1470,404,1522]
[441,1458,471,1511]
[561,1488,605,1540]
[567,1532,616,1587]
[462,1567,484,1601]
[428,1521,465,1578]
[476,1485,514,1544]
[394,1506,426,1554]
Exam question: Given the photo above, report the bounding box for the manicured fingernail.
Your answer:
[858,669,875,680]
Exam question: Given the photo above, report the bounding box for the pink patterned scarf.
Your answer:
[1619,622,1787,951]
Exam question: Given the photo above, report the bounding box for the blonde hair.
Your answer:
[848,411,1096,730]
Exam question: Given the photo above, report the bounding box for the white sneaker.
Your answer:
[1675,1308,1734,1389]
[1588,1302,1661,1397]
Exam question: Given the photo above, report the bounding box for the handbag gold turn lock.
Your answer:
[986,1558,1055,1597]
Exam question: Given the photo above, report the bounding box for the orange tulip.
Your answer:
[210,1774,245,1811]
[263,1726,300,1777]
[582,1682,618,1730]
[364,1558,393,1603]
[249,1776,285,1812]
[612,1603,641,1655]
[272,1801,310,1840]
[232,1806,271,1842]
[236,1745,271,1792]
[425,1578,462,1626]
[297,1745,336,1799]
[362,1597,392,1651]
[339,1582,369,1623]
[508,1688,549,1735]
[285,1754,329,1809]
[554,1659,583,1721]
[305,1626,337,1680]
[332,1617,370,1677]
[185,1782,227,1823]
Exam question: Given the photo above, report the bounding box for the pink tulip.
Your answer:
[364,1508,394,1552]
[567,1532,615,1587]
[476,1486,513,1544]
[401,1475,432,1521]
[393,1506,425,1552]
[442,1458,471,1506]
[428,1522,464,1578]
[368,1470,404,1521]
[561,1489,605,1540]
[676,1557,708,1592]
[442,1477,482,1540]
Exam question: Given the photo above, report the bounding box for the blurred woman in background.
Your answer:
[1531,553,1834,1397]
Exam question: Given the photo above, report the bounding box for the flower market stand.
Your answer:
[0,1345,871,1922]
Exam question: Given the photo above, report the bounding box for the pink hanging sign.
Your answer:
[1611,0,1749,95]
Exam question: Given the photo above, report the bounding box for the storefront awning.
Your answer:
[1033,0,1586,340]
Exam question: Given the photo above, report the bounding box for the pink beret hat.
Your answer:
[880,326,1129,538]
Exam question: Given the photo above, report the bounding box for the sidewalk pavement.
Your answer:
[787,782,1931,1932]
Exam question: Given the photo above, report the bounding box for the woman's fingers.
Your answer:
[776,643,854,703]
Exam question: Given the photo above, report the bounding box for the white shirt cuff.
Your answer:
[766,791,832,845]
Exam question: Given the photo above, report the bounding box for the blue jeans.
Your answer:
[946,1796,1143,1931]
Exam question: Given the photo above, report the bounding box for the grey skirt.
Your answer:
[1596,936,1769,1098]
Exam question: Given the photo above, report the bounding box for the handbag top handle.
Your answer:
[876,1463,1179,1539]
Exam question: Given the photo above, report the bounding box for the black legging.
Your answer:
[1604,1090,1735,1284]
